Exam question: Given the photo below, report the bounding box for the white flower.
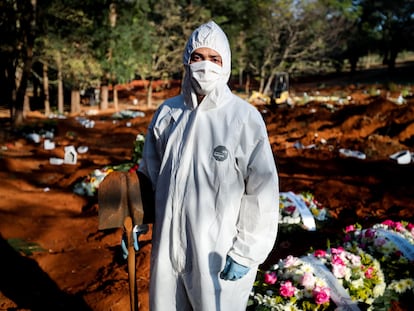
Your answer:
[388,278,414,294]
[350,278,364,288]
[136,134,145,142]
[373,283,386,297]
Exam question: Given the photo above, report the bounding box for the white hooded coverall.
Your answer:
[139,21,279,311]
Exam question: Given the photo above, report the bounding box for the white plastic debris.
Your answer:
[75,117,95,128]
[44,131,54,139]
[396,94,404,105]
[49,157,64,165]
[77,146,88,154]
[64,145,78,165]
[44,139,55,150]
[339,148,366,160]
[389,150,412,165]
[26,133,40,143]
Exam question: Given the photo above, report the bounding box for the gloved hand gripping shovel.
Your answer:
[98,171,148,311]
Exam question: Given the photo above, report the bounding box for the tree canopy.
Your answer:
[1,0,414,124]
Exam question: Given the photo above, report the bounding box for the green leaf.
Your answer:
[7,238,45,256]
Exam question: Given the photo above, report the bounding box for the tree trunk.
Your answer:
[258,74,265,95]
[146,80,153,108]
[100,85,109,110]
[56,51,64,114]
[113,88,119,111]
[238,68,243,87]
[13,57,31,127]
[387,50,398,71]
[13,0,37,127]
[23,93,30,115]
[245,74,250,95]
[264,73,276,96]
[43,62,50,116]
[71,90,81,114]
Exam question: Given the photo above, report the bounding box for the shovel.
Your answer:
[98,171,144,230]
[98,170,149,311]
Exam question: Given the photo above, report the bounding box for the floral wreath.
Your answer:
[279,191,330,232]
[343,220,414,309]
[249,246,385,311]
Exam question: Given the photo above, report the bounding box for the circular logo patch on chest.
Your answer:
[213,145,228,161]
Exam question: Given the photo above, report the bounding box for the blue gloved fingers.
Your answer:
[220,256,250,281]
[121,235,129,260]
[122,224,148,259]
[133,235,139,251]
[121,231,138,260]
[219,256,232,279]
[132,226,140,252]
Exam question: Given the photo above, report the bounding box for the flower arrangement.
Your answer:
[73,134,145,197]
[73,167,114,197]
[279,191,330,232]
[249,246,385,311]
[343,220,414,280]
[343,220,414,310]
[371,278,414,311]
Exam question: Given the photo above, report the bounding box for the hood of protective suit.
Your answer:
[182,21,231,109]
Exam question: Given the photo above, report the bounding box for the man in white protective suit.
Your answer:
[137,20,279,310]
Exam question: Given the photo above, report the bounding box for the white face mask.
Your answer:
[189,61,222,95]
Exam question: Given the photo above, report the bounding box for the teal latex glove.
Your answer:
[220,256,250,281]
[121,224,148,259]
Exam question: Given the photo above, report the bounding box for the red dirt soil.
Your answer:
[1,68,414,310]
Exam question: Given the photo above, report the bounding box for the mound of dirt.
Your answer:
[1,80,414,310]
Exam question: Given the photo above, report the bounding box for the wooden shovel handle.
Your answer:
[124,216,138,311]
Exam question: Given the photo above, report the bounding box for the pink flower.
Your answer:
[382,220,394,227]
[286,205,296,214]
[331,247,344,255]
[314,250,326,257]
[348,254,361,266]
[279,281,296,297]
[345,225,355,233]
[332,255,344,266]
[313,286,330,304]
[264,272,277,285]
[365,267,374,279]
[343,234,352,242]
[364,228,376,239]
[301,272,316,288]
[407,223,414,232]
[332,263,346,278]
[394,222,404,232]
[283,255,299,267]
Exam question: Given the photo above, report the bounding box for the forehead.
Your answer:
[192,47,221,57]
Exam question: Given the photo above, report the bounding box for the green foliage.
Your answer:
[3,0,414,121]
[7,238,45,256]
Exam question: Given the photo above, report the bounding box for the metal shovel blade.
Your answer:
[98,171,129,230]
[98,171,146,230]
[126,171,144,228]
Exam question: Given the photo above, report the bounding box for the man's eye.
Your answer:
[191,54,202,62]
[212,58,222,65]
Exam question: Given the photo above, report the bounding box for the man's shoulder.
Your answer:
[229,93,262,116]
[160,94,185,109]
[151,94,186,125]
